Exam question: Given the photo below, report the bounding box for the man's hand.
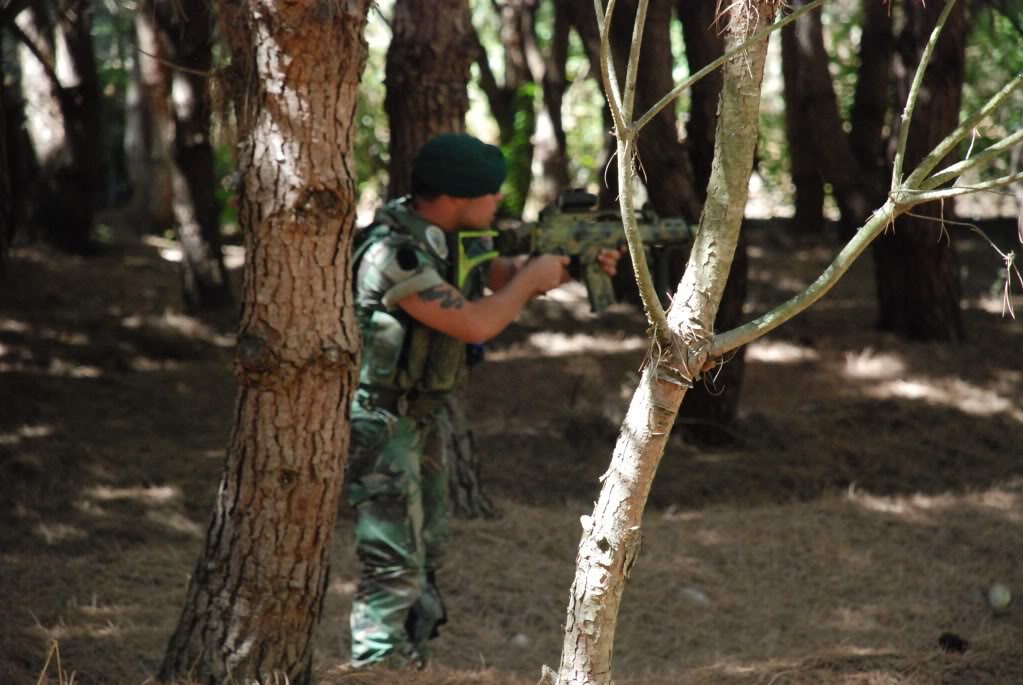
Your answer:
[521,254,571,296]
[596,247,625,277]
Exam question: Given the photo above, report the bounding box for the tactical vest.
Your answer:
[353,198,490,401]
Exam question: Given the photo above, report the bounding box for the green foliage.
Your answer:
[822,0,863,122]
[355,2,393,209]
[500,83,538,217]
[213,143,238,231]
[964,7,1023,181]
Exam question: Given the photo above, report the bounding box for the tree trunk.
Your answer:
[474,0,541,215]
[849,0,893,179]
[384,0,474,199]
[552,3,774,683]
[674,0,746,445]
[781,12,826,234]
[606,0,746,446]
[16,5,62,234]
[0,34,9,279]
[560,0,618,207]
[532,0,571,207]
[608,0,702,224]
[677,0,723,198]
[126,0,175,234]
[781,0,883,236]
[2,67,34,250]
[873,0,966,341]
[605,0,697,305]
[157,2,369,683]
[158,0,233,311]
[15,0,103,253]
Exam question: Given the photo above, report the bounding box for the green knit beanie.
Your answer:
[411,133,507,198]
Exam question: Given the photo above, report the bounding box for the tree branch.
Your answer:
[621,0,649,122]
[594,0,628,137]
[924,126,1023,190]
[618,135,670,341]
[9,18,61,89]
[709,200,898,356]
[470,24,505,118]
[891,0,959,189]
[634,0,826,133]
[902,170,1023,203]
[709,0,1022,358]
[907,71,1023,188]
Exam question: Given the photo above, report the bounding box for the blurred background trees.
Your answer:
[2,0,1021,410]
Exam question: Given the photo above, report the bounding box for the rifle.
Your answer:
[483,190,696,312]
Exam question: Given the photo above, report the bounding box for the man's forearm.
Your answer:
[487,255,529,292]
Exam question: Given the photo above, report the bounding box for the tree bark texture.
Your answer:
[385,0,473,199]
[553,3,775,683]
[873,0,966,341]
[157,2,369,683]
[156,0,233,311]
[15,0,103,252]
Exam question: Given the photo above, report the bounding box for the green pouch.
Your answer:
[420,336,466,392]
[362,310,406,384]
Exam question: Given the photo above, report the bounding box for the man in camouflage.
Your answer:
[347,133,620,667]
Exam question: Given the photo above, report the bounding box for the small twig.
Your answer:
[906,72,1023,188]
[955,219,1023,318]
[370,0,391,30]
[901,170,1023,204]
[136,46,213,77]
[923,127,1023,190]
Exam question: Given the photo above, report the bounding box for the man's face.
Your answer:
[455,192,502,230]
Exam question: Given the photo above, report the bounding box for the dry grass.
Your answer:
[2,219,1022,684]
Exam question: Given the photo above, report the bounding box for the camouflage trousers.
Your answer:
[346,395,451,667]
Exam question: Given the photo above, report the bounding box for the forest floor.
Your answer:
[2,217,1023,685]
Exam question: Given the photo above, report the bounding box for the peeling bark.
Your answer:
[157,2,369,683]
